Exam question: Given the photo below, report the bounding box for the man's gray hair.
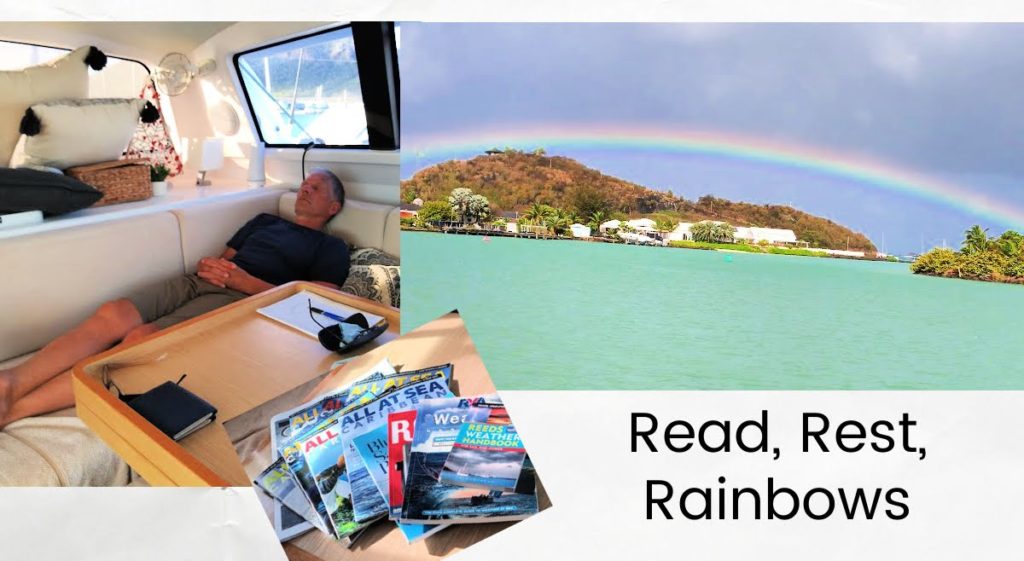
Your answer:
[311,168,345,207]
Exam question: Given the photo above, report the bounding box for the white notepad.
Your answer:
[256,290,384,339]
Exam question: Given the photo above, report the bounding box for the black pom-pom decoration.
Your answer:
[84,46,107,71]
[140,101,160,124]
[19,108,41,136]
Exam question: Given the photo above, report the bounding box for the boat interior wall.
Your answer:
[265,149,399,205]
[0,22,234,68]
[0,22,398,206]
[166,22,341,182]
[174,22,399,204]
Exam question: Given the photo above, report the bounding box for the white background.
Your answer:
[8,0,1024,21]
[0,488,287,561]
[454,391,1024,559]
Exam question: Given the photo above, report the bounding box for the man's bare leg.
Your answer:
[121,323,160,346]
[0,322,161,429]
[0,299,143,426]
[1,372,73,427]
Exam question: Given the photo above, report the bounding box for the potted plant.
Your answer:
[150,164,170,196]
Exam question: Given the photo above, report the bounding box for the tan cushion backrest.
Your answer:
[0,213,184,360]
[171,190,283,273]
[278,192,395,252]
[382,206,400,258]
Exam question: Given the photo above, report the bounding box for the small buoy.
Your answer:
[482,236,491,243]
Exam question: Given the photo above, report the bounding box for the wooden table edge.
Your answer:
[72,281,399,487]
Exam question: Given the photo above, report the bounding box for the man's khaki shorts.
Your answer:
[127,274,248,329]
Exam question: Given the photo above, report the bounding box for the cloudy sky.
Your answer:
[401,23,1024,254]
[446,448,524,479]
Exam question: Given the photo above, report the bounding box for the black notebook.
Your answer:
[127,381,217,441]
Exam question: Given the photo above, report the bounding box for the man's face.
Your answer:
[296,172,341,219]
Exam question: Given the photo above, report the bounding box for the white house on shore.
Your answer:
[599,218,659,234]
[628,218,657,233]
[667,222,803,246]
[570,223,592,238]
[807,248,866,258]
[734,226,800,245]
[666,222,695,241]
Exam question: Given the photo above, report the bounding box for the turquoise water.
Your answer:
[403,232,1024,390]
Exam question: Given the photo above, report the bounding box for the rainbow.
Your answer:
[406,124,1024,228]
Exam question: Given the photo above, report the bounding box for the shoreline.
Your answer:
[913,270,1024,286]
[400,227,895,263]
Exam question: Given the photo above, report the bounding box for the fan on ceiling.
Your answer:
[153,53,217,96]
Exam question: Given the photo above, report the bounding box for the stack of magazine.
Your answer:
[253,359,539,547]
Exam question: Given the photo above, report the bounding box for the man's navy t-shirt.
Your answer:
[226,213,350,286]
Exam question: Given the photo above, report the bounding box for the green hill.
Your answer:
[401,149,877,252]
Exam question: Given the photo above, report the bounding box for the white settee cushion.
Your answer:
[0,212,184,361]
[0,46,94,167]
[278,191,395,254]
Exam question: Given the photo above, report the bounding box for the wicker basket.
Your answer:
[65,159,153,207]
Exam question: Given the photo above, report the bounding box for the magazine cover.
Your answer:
[387,409,417,519]
[253,457,325,539]
[343,363,453,411]
[297,419,368,541]
[402,395,538,523]
[350,421,450,540]
[514,455,538,495]
[273,357,397,450]
[439,421,527,492]
[353,421,449,542]
[339,369,452,522]
[264,419,318,537]
[272,358,396,535]
[275,393,347,535]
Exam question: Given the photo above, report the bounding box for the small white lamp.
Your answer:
[247,141,266,188]
[197,138,224,186]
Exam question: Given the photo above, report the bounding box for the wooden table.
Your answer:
[236,311,550,561]
[72,281,400,486]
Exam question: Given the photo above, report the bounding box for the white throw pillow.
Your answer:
[0,46,106,167]
[18,98,157,170]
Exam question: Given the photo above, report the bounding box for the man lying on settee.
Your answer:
[0,169,350,484]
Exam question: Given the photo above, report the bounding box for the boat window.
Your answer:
[0,40,150,97]
[233,22,399,150]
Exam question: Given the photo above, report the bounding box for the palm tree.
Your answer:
[712,222,736,243]
[588,210,607,232]
[655,216,678,233]
[546,209,571,236]
[523,202,552,223]
[690,221,716,243]
[962,225,990,254]
[997,230,1024,257]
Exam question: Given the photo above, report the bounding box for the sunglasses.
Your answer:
[307,298,388,353]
